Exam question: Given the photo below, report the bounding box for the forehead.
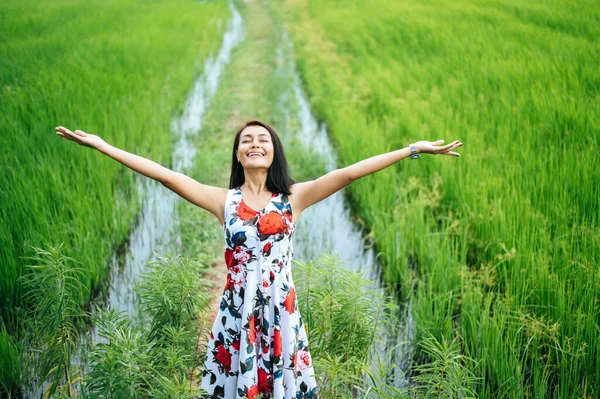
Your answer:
[240,125,271,139]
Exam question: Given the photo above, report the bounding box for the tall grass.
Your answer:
[85,253,212,398]
[272,0,600,396]
[294,255,479,398]
[19,245,477,398]
[0,0,229,391]
[19,244,88,396]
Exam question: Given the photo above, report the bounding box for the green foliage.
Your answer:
[84,253,211,398]
[273,0,600,396]
[85,309,151,398]
[20,243,88,397]
[412,334,478,399]
[0,320,21,395]
[294,255,386,362]
[0,0,229,375]
[294,254,397,396]
[295,254,479,398]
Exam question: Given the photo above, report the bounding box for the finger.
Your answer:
[433,139,444,146]
[443,151,460,157]
[441,140,460,150]
[62,127,76,136]
[74,129,87,137]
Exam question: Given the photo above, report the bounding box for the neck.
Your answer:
[241,169,269,194]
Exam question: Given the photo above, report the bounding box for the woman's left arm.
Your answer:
[290,139,462,217]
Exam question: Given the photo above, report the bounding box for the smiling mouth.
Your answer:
[247,153,264,157]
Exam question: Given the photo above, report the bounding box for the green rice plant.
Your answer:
[20,243,88,397]
[0,0,229,385]
[0,320,21,396]
[271,0,600,395]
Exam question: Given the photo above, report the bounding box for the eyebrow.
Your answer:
[241,133,270,139]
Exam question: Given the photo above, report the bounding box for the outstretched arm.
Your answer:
[55,126,226,223]
[290,140,462,219]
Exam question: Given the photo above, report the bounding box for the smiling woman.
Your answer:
[54,118,461,398]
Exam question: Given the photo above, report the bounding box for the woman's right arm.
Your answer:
[55,126,226,223]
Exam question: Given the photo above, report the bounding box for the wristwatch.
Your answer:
[409,143,420,159]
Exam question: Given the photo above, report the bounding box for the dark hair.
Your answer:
[229,119,294,195]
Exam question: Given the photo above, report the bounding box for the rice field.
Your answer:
[2,0,599,397]
[272,0,600,397]
[0,0,229,391]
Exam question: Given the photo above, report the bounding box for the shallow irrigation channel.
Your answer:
[272,32,414,386]
[23,3,244,397]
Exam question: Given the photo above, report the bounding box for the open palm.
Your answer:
[55,126,106,149]
[415,139,462,156]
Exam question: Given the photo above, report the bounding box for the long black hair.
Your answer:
[229,119,294,195]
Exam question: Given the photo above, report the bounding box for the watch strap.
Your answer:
[409,143,420,159]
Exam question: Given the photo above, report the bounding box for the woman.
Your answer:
[55,120,462,398]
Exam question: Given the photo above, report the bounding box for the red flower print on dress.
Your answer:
[257,211,288,235]
[262,241,272,256]
[225,273,234,290]
[258,367,271,393]
[224,248,233,268]
[247,384,259,399]
[215,344,232,373]
[248,316,256,344]
[232,339,240,351]
[283,287,296,314]
[237,200,259,221]
[295,348,312,371]
[233,246,251,265]
[273,329,282,356]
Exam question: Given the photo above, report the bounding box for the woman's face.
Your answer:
[236,125,274,170]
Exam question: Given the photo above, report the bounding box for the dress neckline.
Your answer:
[236,187,276,214]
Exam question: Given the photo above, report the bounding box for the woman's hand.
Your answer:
[414,139,462,156]
[55,126,106,150]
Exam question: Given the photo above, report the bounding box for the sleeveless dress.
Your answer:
[200,187,319,399]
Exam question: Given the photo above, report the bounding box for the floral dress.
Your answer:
[201,187,319,399]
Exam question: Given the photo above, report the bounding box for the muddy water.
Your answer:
[23,3,244,397]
